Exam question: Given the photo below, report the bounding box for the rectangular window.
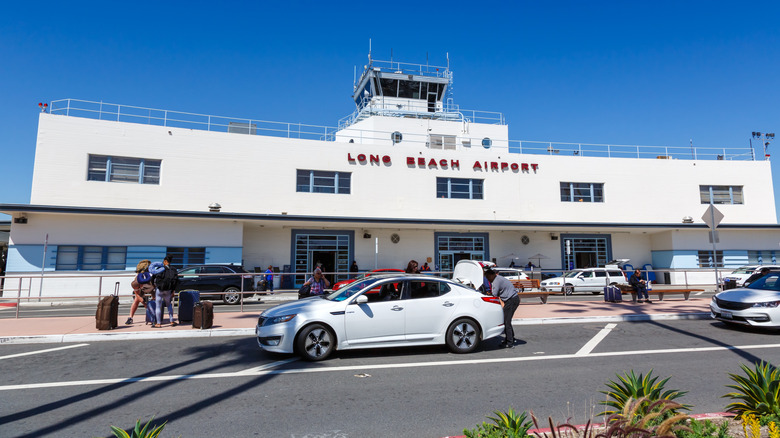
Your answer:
[437,178,483,199]
[296,170,351,194]
[700,185,743,205]
[55,246,127,271]
[560,182,604,202]
[429,134,456,150]
[166,247,206,268]
[697,250,724,268]
[88,154,161,185]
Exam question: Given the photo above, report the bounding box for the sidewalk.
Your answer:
[0,297,712,344]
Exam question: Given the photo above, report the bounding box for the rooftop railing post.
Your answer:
[208,115,211,132]
[164,110,168,127]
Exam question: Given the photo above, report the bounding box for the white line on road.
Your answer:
[4,342,780,391]
[695,291,704,296]
[0,343,89,361]
[236,358,298,374]
[575,323,617,357]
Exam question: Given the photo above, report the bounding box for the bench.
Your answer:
[510,279,561,304]
[617,284,703,303]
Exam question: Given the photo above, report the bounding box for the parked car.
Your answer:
[711,270,780,327]
[540,267,627,295]
[176,264,255,305]
[256,274,505,361]
[722,265,780,287]
[331,268,405,291]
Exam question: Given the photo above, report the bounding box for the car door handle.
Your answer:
[391,306,404,311]
[442,301,454,307]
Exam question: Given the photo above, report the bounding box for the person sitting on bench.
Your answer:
[629,269,651,303]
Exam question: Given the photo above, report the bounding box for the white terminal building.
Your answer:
[2,56,780,295]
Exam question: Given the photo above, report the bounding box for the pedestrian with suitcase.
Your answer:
[126,259,154,325]
[96,282,120,330]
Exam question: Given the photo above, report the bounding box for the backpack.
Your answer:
[137,272,152,284]
[154,266,179,291]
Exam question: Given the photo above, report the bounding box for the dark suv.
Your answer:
[176,264,256,305]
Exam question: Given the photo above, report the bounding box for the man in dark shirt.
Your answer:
[744,267,771,287]
[629,269,650,303]
[484,269,520,348]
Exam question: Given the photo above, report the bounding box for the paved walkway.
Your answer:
[0,296,712,344]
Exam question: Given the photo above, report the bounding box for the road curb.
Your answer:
[0,312,712,345]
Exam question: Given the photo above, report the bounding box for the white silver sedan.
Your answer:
[256,274,505,361]
[711,271,780,327]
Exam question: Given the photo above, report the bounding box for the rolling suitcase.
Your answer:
[193,301,214,329]
[96,282,120,330]
[604,285,622,303]
[178,290,200,322]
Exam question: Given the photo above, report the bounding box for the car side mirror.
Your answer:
[354,295,368,304]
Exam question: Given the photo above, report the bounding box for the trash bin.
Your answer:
[723,279,737,290]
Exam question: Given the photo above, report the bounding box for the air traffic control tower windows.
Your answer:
[378,79,446,100]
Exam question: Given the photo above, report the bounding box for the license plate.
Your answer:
[721,310,733,319]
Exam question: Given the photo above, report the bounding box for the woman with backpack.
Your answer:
[126,260,154,325]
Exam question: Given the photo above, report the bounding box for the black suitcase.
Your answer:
[178,290,200,322]
[193,301,214,329]
[96,282,120,330]
[604,285,622,303]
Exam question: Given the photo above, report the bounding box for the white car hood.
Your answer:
[261,297,337,318]
[716,288,780,303]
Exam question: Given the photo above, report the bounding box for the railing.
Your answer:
[0,268,723,319]
[48,99,757,161]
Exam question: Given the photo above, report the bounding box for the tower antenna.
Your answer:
[368,38,372,63]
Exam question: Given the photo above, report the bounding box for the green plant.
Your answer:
[674,418,730,438]
[464,407,533,438]
[601,398,689,438]
[599,369,689,417]
[109,417,167,438]
[723,361,780,417]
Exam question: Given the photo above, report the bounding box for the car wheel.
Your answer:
[563,285,574,295]
[222,286,241,305]
[296,323,335,361]
[446,318,481,354]
[591,291,601,295]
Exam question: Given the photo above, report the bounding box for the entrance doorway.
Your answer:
[292,230,354,288]
[561,234,612,270]
[435,232,489,275]
[312,251,336,285]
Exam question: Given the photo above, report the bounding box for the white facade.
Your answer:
[3,58,780,297]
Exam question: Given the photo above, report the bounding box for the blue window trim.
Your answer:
[55,245,127,271]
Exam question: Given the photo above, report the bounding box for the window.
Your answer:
[560,182,604,202]
[88,155,161,184]
[700,185,743,205]
[406,280,450,299]
[296,170,351,194]
[56,246,126,270]
[429,134,456,150]
[166,247,206,268]
[437,178,483,199]
[698,250,724,268]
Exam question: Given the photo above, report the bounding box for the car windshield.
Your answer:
[731,267,756,275]
[564,271,583,278]
[325,278,382,302]
[746,273,780,291]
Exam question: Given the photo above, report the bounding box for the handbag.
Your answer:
[298,283,312,299]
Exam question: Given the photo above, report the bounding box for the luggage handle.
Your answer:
[114,281,120,296]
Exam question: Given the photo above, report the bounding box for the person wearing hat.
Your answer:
[484,268,520,348]
[303,267,330,295]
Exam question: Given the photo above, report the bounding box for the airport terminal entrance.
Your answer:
[561,234,612,270]
[292,230,354,287]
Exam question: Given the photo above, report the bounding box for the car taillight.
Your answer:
[481,296,502,305]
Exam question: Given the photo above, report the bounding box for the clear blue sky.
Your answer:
[2,1,780,221]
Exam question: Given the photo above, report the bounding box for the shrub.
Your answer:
[109,417,167,438]
[723,361,780,417]
[599,369,689,418]
[464,408,533,438]
[673,418,729,438]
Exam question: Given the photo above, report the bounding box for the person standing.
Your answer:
[484,268,520,348]
[151,255,179,327]
[420,262,432,273]
[265,265,274,293]
[303,268,330,295]
[126,259,154,325]
[350,260,359,279]
[405,260,419,274]
[629,269,650,303]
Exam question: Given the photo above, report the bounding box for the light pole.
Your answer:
[752,131,775,160]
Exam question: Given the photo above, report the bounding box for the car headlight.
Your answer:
[752,301,780,308]
[264,314,297,325]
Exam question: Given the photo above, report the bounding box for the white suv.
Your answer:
[541,267,628,295]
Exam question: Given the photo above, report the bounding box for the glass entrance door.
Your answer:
[561,235,612,270]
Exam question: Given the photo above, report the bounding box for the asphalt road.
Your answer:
[1,317,776,438]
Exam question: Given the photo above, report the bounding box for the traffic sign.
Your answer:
[702,205,724,229]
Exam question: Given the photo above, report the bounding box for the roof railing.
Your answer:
[48,99,758,161]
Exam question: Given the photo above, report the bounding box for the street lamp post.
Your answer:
[752,131,775,160]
